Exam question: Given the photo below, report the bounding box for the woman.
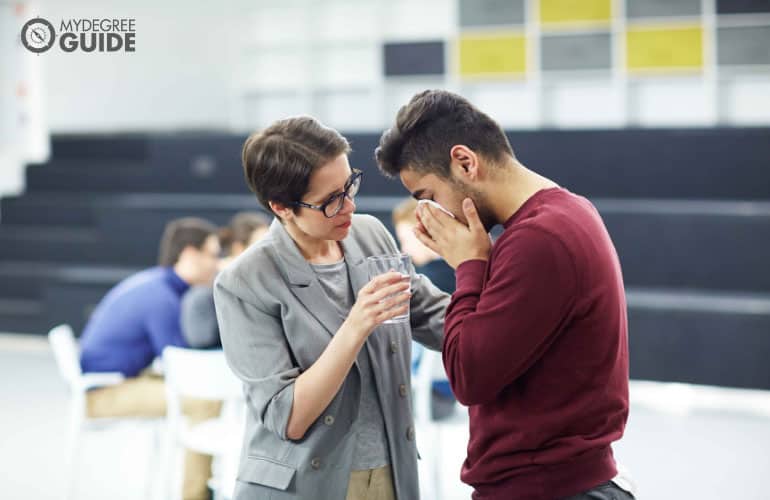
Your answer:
[214,116,449,500]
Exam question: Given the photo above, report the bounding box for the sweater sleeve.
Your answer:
[146,294,189,356]
[442,227,578,406]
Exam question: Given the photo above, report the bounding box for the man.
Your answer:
[79,217,221,500]
[376,90,632,500]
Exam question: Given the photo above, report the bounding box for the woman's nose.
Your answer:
[341,195,355,214]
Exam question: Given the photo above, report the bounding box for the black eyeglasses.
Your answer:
[291,169,363,218]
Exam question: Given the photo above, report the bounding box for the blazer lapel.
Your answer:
[340,231,369,297]
[268,220,349,338]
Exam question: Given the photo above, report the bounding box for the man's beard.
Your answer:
[454,179,497,232]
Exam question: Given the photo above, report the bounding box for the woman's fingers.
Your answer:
[369,279,410,303]
[355,271,412,330]
[374,291,411,314]
[364,271,405,294]
[375,296,410,323]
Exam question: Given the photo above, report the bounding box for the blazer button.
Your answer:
[390,340,398,354]
[399,384,407,397]
[324,415,335,426]
[406,426,415,441]
[311,457,322,470]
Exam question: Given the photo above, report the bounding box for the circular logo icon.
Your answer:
[21,17,56,53]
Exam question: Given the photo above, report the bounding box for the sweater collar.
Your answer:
[164,267,190,294]
[503,187,562,229]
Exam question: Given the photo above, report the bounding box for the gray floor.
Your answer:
[2,333,769,500]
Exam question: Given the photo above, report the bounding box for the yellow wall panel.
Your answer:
[627,26,703,70]
[540,0,612,24]
[459,33,527,77]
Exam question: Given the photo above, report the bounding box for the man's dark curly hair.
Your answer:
[375,89,514,179]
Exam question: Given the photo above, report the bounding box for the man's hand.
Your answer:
[414,198,491,269]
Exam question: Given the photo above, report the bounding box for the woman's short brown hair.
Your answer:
[242,116,351,217]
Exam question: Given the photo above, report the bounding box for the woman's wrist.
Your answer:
[339,317,370,346]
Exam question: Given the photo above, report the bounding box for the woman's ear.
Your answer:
[450,145,479,181]
[269,201,293,222]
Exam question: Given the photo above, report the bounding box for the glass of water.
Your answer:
[366,253,411,324]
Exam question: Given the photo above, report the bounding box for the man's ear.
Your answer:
[176,245,197,265]
[269,200,294,222]
[450,145,479,182]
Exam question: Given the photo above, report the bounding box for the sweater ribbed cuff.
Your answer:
[455,259,487,293]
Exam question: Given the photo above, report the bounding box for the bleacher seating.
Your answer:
[1,128,768,390]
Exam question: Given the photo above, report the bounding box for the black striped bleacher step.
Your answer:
[0,260,137,299]
[2,129,768,389]
[0,261,138,334]
[25,164,248,195]
[597,199,770,292]
[627,287,770,390]
[0,298,49,335]
[3,272,769,391]
[0,226,109,264]
[0,261,65,299]
[1,194,97,227]
[51,134,149,161]
[358,196,770,292]
[2,194,767,290]
[507,127,770,200]
[26,128,770,200]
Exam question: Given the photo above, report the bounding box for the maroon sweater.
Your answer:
[443,187,629,500]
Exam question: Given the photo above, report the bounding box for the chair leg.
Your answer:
[163,431,182,500]
[145,422,162,500]
[433,426,442,500]
[65,406,82,500]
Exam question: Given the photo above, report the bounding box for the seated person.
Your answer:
[180,211,271,349]
[217,211,271,269]
[79,217,221,500]
[392,198,457,420]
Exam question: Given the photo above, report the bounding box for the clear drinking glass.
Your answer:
[366,253,411,324]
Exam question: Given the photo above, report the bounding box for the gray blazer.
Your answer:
[214,214,449,500]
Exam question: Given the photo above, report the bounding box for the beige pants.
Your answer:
[346,465,396,500]
[86,372,222,500]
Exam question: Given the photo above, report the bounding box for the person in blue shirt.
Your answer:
[78,217,221,500]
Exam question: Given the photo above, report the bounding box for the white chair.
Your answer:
[162,346,245,500]
[48,324,163,500]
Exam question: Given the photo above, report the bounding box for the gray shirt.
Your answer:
[310,259,391,470]
[180,286,221,348]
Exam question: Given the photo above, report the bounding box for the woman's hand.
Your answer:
[287,271,410,440]
[344,271,411,340]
